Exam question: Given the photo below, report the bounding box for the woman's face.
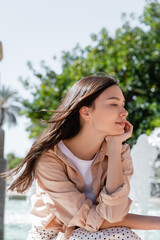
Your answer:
[87,85,128,136]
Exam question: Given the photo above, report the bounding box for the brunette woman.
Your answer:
[2,76,160,240]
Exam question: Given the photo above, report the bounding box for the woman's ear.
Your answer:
[79,106,90,121]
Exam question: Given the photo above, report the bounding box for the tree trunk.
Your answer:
[0,127,6,240]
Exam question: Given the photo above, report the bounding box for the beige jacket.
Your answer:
[30,140,133,239]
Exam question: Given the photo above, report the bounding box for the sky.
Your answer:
[0,0,147,157]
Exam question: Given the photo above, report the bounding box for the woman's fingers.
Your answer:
[123,121,133,140]
[105,121,133,143]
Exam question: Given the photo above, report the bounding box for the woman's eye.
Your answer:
[111,104,118,106]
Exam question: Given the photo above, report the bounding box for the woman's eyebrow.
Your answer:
[106,97,125,102]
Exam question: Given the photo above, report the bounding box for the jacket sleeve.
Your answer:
[96,143,133,223]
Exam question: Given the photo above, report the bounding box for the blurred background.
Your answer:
[0,0,160,239]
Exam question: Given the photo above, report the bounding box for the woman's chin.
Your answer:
[104,127,125,136]
[114,129,125,135]
[107,130,124,136]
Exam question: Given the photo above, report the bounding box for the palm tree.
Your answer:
[0,85,21,239]
[0,86,21,127]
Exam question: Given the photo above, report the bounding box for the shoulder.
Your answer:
[36,146,65,172]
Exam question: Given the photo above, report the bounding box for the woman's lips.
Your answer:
[115,122,126,127]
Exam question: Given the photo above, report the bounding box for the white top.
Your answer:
[58,140,96,203]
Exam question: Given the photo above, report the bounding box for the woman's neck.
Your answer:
[63,128,104,160]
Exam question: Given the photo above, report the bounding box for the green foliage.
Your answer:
[6,153,23,170]
[20,0,160,145]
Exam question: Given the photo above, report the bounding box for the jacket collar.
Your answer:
[51,140,108,169]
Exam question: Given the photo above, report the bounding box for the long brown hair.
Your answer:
[1,75,118,193]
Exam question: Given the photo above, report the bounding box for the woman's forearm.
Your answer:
[106,143,124,194]
[100,213,160,230]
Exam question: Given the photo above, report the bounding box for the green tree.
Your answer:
[20,0,160,145]
[6,153,23,170]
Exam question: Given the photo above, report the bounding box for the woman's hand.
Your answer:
[105,121,133,144]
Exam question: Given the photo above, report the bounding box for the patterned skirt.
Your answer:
[27,225,141,240]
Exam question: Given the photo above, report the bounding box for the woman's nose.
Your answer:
[120,108,128,117]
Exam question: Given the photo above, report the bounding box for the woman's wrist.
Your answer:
[105,137,123,152]
[107,141,123,156]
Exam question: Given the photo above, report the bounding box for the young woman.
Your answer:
[2,76,160,240]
